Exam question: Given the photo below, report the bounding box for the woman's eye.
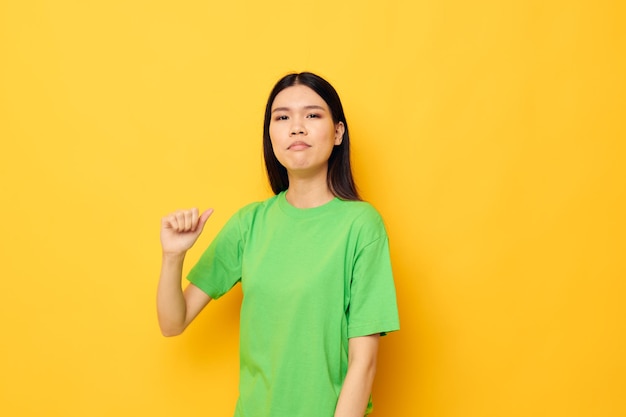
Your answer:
[307,113,320,118]
[275,115,288,121]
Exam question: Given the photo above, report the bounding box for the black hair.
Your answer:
[262,72,361,201]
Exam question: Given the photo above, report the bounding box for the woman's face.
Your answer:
[269,85,344,177]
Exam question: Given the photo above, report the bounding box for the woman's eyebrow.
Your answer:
[271,105,327,113]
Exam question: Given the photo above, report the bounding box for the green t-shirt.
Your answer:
[188,191,399,417]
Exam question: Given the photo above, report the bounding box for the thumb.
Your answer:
[196,208,214,232]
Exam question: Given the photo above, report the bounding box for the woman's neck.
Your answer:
[285,172,335,209]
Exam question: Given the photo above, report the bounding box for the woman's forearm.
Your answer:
[334,335,380,417]
[157,253,188,336]
[158,208,214,336]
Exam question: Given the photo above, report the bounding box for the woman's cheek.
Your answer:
[269,139,287,166]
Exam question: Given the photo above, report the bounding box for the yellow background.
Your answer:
[1,1,625,416]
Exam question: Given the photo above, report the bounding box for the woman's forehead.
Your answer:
[272,85,328,110]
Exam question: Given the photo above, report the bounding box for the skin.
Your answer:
[269,84,343,206]
[157,85,379,417]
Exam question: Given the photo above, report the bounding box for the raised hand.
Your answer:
[160,208,214,255]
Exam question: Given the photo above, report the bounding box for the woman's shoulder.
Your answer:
[232,194,281,218]
[336,199,387,234]
[338,198,383,219]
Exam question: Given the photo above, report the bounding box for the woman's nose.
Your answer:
[290,121,306,136]
[289,125,306,136]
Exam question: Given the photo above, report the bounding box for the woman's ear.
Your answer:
[334,122,345,145]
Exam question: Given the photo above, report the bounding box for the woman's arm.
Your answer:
[334,334,380,417]
[157,208,213,336]
[157,256,212,336]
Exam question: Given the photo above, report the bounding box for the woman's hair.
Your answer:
[263,72,361,201]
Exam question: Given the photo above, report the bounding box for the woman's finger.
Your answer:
[189,208,198,231]
[182,210,192,231]
[163,213,177,231]
[175,211,186,232]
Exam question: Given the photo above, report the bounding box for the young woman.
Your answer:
[157,72,399,417]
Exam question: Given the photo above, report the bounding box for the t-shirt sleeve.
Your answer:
[186,210,245,300]
[347,212,400,338]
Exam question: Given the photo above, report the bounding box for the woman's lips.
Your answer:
[288,141,311,150]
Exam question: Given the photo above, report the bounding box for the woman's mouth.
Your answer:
[288,141,311,150]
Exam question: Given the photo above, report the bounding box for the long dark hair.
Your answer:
[263,72,361,201]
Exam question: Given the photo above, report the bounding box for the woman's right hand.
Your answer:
[160,208,214,255]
